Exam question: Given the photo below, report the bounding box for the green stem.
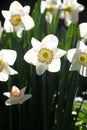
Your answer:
[42,72,49,130]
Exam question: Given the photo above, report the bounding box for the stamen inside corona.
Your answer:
[10,14,21,26]
[47,5,55,14]
[78,52,87,66]
[38,48,54,64]
[66,6,72,13]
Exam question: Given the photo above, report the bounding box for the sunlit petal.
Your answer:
[24,49,38,66]
[36,63,48,75]
[22,15,34,30]
[48,58,61,72]
[3,92,10,98]
[67,49,76,62]
[0,49,17,65]
[42,34,58,48]
[19,94,32,104]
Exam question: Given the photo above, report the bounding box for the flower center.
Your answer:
[47,5,55,14]
[0,58,4,72]
[10,87,22,101]
[10,14,21,26]
[38,48,54,64]
[66,6,72,13]
[78,52,87,66]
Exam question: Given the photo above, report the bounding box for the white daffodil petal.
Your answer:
[41,1,47,13]
[24,49,37,66]
[31,37,41,49]
[46,13,53,24]
[3,92,10,98]
[76,41,87,51]
[48,58,61,72]
[9,1,23,13]
[67,49,76,62]
[69,62,81,71]
[21,87,26,95]
[4,20,13,32]
[17,29,23,38]
[4,65,18,75]
[23,6,30,15]
[36,63,48,75]
[42,34,58,48]
[0,73,9,82]
[1,11,11,20]
[71,11,78,23]
[79,23,87,38]
[22,15,34,30]
[5,99,17,106]
[56,49,66,58]
[0,49,17,65]
[77,3,85,11]
[19,94,32,104]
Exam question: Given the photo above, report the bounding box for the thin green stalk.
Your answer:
[62,73,79,130]
[7,76,13,130]
[42,72,49,130]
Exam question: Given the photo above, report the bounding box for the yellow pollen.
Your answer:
[78,52,87,66]
[10,14,21,26]
[66,6,72,13]
[47,5,55,14]
[0,58,4,72]
[10,87,22,101]
[38,48,54,64]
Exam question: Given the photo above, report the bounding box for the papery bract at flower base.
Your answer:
[41,0,61,24]
[3,86,32,106]
[1,1,35,38]
[0,49,18,82]
[60,0,84,26]
[67,41,87,77]
[24,34,66,75]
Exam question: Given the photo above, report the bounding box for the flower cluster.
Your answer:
[0,0,87,108]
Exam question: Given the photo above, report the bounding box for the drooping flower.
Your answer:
[3,86,32,106]
[0,21,3,39]
[0,49,18,82]
[60,0,84,26]
[79,22,87,42]
[41,0,61,24]
[2,1,34,38]
[67,40,87,77]
[24,34,66,75]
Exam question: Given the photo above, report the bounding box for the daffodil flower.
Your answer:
[60,0,84,26]
[79,22,87,42]
[41,0,61,24]
[67,41,87,77]
[0,21,3,39]
[2,1,34,38]
[24,34,66,75]
[0,49,18,82]
[3,86,32,106]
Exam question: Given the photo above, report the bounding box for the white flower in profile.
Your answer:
[0,49,18,82]
[79,22,87,42]
[60,0,84,26]
[3,86,32,106]
[24,34,66,75]
[67,40,87,77]
[1,1,34,38]
[0,21,3,38]
[41,0,61,24]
